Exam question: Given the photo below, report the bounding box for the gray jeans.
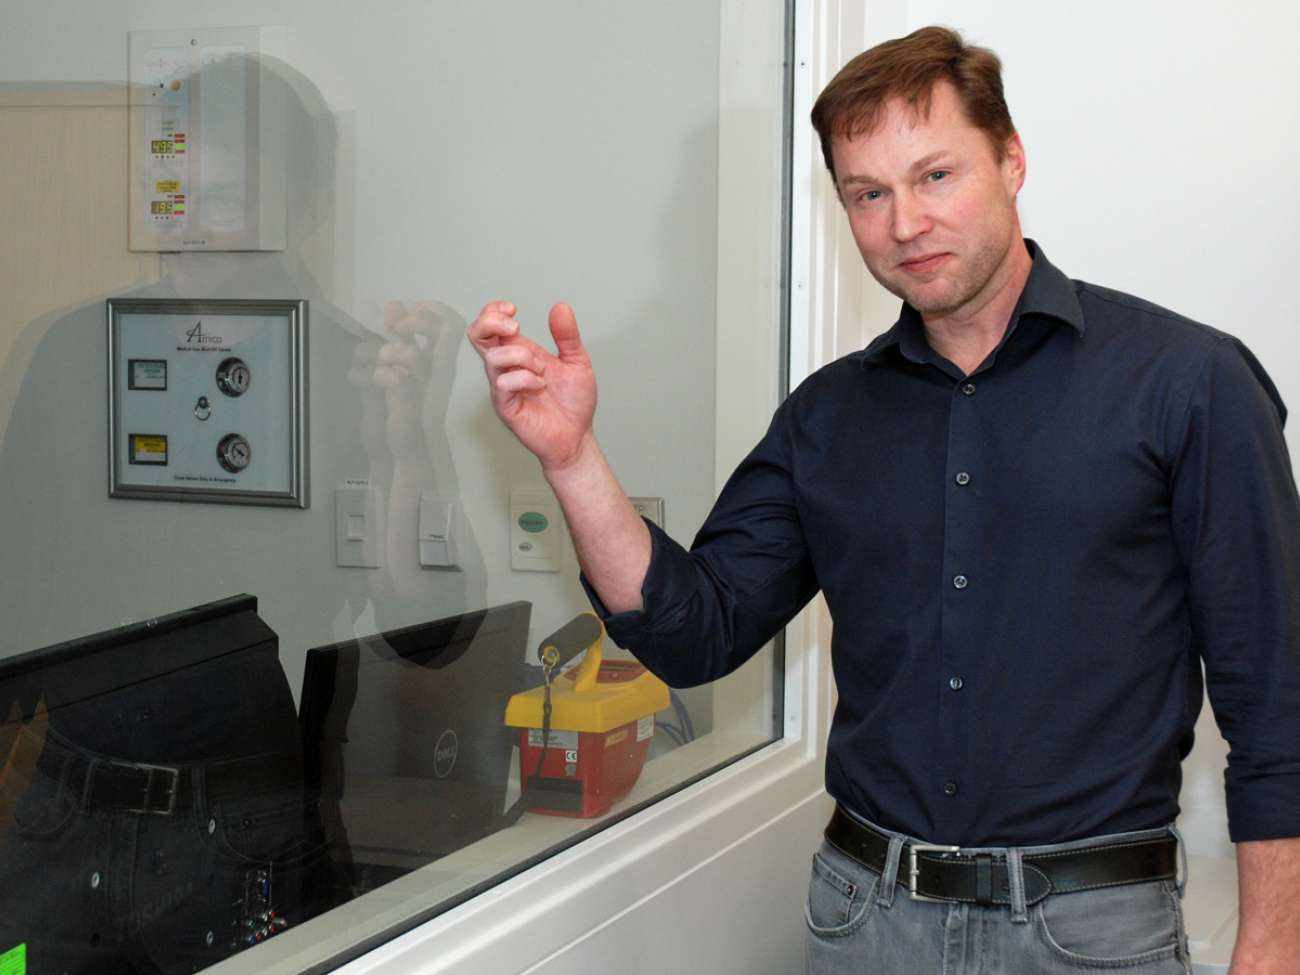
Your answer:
[805,815,1191,974]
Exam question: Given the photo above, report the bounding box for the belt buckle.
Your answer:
[126,763,180,815]
[908,843,961,902]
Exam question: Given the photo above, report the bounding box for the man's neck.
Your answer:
[922,240,1034,377]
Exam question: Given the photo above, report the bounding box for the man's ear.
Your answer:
[1002,132,1027,196]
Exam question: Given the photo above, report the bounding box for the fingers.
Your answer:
[495,368,546,395]
[385,300,466,343]
[548,303,586,359]
[467,302,521,355]
[484,343,545,375]
[469,301,584,367]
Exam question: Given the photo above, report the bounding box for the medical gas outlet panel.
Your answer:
[108,299,308,507]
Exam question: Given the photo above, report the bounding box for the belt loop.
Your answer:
[79,757,102,810]
[1006,846,1029,923]
[1168,823,1188,899]
[876,834,905,909]
[193,764,210,822]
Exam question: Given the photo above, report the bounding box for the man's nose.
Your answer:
[890,189,930,242]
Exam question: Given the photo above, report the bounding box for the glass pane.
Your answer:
[0,3,790,972]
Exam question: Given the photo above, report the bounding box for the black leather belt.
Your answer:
[73,752,303,816]
[825,805,1177,907]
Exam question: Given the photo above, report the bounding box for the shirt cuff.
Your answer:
[578,517,696,651]
[1226,769,1300,842]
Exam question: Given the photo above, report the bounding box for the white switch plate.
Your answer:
[419,491,463,568]
[510,486,562,572]
[628,496,665,529]
[336,483,383,568]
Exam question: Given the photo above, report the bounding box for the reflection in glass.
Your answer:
[0,596,330,973]
[0,1,789,969]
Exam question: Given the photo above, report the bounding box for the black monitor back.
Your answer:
[298,601,531,870]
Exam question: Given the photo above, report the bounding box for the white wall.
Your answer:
[845,0,1300,858]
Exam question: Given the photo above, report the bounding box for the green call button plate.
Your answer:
[518,511,549,533]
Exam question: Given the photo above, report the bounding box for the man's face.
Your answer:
[830,81,1026,319]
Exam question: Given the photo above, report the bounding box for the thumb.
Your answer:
[548,303,586,359]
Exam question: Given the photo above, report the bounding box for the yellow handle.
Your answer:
[568,614,604,694]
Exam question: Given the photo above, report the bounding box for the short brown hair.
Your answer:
[810,26,1015,182]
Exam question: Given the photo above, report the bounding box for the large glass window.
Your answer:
[0,3,791,972]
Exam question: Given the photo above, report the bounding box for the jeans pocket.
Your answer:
[199,792,326,867]
[804,843,880,938]
[10,773,78,839]
[1035,880,1185,969]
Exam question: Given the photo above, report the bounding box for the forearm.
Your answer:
[1230,836,1300,974]
[542,431,651,614]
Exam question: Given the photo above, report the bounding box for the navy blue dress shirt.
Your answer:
[583,241,1300,847]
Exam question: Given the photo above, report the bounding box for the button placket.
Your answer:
[937,376,984,818]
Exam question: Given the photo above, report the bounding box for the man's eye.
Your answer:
[925,170,949,183]
[861,190,882,202]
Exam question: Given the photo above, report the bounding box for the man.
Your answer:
[468,26,1300,975]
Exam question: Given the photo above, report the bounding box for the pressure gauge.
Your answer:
[216,433,252,473]
[216,357,251,397]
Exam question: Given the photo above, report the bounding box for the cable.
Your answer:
[669,689,696,741]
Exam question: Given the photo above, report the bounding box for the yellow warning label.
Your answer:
[133,435,166,454]
[155,180,181,193]
[605,729,629,747]
[130,434,168,465]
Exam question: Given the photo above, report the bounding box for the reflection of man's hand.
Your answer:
[347,300,465,462]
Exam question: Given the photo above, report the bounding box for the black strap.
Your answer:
[77,752,303,815]
[824,805,1177,907]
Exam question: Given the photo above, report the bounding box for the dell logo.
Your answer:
[433,729,459,778]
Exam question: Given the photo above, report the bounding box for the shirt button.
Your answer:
[954,472,971,486]
[944,781,959,797]
[953,575,968,590]
[948,676,964,691]
[961,382,976,396]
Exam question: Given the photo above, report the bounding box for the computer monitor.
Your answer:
[298,601,531,889]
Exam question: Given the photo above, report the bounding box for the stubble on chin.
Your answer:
[871,233,1013,318]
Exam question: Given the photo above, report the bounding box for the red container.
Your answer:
[512,660,662,818]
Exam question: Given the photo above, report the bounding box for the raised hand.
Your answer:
[467,301,597,471]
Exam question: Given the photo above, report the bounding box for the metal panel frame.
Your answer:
[106,297,308,508]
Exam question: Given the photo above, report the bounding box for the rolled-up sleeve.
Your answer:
[1170,336,1300,841]
[580,397,820,688]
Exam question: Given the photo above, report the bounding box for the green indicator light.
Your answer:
[0,943,26,975]
[518,511,548,533]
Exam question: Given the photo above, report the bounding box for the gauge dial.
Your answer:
[216,357,251,397]
[216,433,252,473]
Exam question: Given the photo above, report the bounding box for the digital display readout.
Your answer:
[150,201,175,215]
[151,139,175,154]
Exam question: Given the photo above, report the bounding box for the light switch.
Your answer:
[510,486,562,572]
[628,496,665,530]
[336,484,383,568]
[419,492,462,569]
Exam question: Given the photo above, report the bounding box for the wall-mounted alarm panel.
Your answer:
[107,298,308,507]
[128,26,287,252]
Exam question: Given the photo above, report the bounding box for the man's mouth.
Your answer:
[898,253,949,273]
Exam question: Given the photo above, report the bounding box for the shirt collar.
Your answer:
[861,239,1086,367]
